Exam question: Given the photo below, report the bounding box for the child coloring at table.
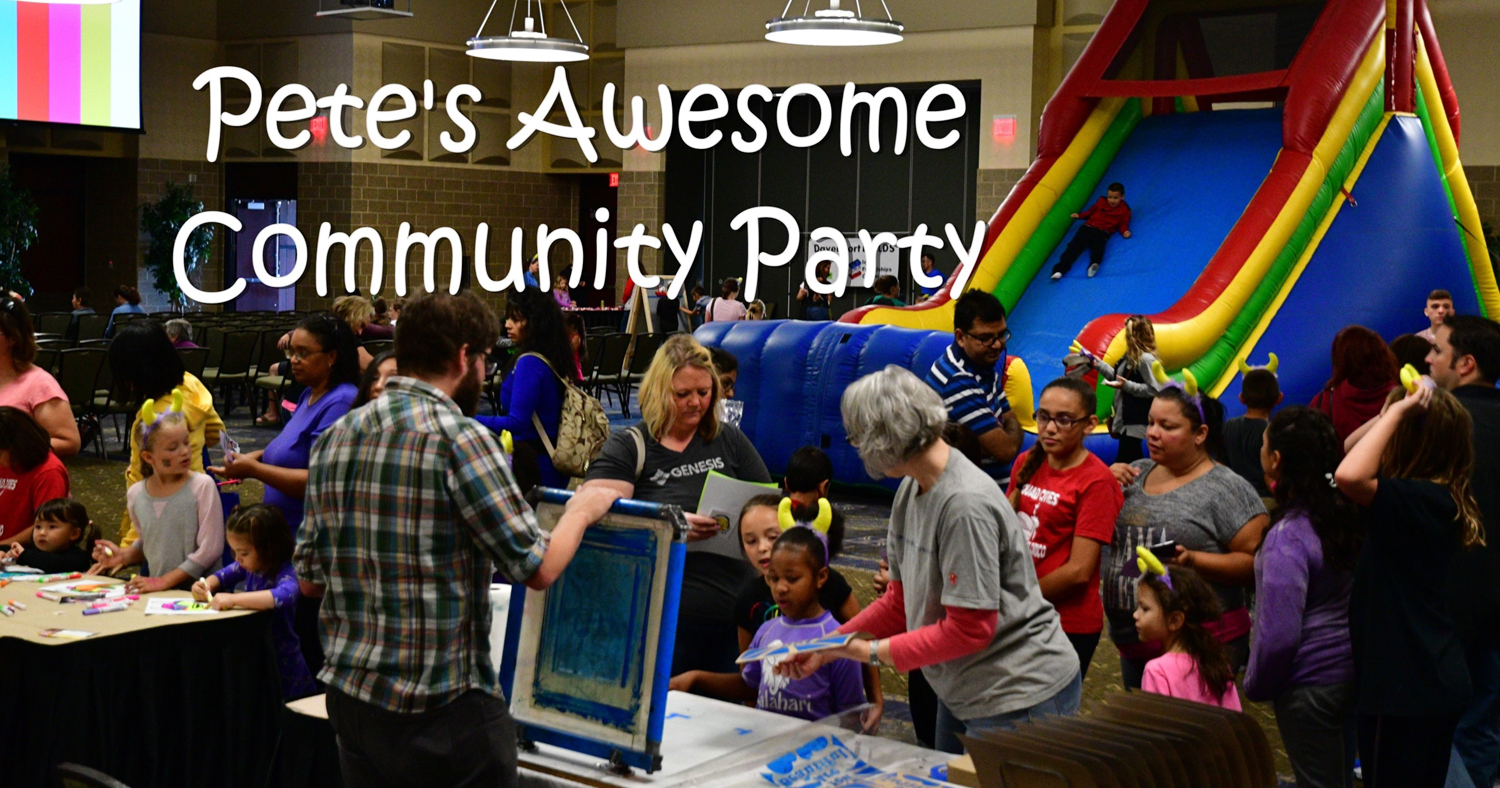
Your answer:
[672,525,865,722]
[1134,550,1242,710]
[193,504,316,699]
[91,391,224,592]
[3,498,96,574]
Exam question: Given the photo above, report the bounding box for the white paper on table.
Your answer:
[144,597,219,615]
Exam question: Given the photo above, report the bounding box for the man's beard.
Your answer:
[454,363,484,417]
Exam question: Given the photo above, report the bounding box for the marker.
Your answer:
[9,600,25,610]
[83,603,129,615]
[62,594,106,604]
[36,591,61,602]
[1,604,13,616]
[104,546,114,558]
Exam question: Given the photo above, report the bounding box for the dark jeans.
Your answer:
[909,668,938,748]
[933,671,1083,754]
[1066,631,1100,682]
[1053,226,1111,275]
[1454,637,1500,788]
[326,687,520,788]
[1359,711,1463,788]
[1274,682,1357,788]
[295,592,326,684]
[1120,632,1250,690]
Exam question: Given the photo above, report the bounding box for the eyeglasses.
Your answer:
[286,347,327,362]
[963,328,1011,347]
[1035,412,1089,429]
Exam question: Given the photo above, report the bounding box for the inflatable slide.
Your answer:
[698,0,1495,486]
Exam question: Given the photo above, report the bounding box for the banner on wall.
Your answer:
[809,235,902,289]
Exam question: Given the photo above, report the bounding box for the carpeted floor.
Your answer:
[60,394,1292,779]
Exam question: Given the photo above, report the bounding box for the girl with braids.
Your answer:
[1104,368,1268,689]
[1245,406,1359,788]
[1087,315,1161,463]
[1006,378,1122,678]
[1335,378,1483,788]
[1133,553,1241,710]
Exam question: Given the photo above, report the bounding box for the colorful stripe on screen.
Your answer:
[0,0,138,129]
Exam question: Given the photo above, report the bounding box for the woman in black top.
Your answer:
[1335,382,1481,788]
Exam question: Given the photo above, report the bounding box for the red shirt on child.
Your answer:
[0,453,69,541]
[1079,197,1132,235]
[1007,450,1121,634]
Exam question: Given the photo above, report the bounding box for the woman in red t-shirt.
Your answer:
[1006,378,1123,678]
[0,407,70,547]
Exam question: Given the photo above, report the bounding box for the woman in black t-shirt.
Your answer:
[581,335,771,675]
[1335,382,1482,788]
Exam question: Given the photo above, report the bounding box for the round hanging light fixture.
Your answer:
[766,0,903,47]
[467,0,589,63]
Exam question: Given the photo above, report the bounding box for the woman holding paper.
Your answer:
[776,366,1080,753]
[581,334,771,675]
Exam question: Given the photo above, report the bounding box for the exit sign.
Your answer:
[609,172,620,187]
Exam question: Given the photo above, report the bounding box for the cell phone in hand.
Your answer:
[219,432,240,464]
[1148,541,1178,562]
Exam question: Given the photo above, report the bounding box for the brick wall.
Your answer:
[976,168,1027,223]
[615,171,666,302]
[137,157,223,311]
[294,163,577,313]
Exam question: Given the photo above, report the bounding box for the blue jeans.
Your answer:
[1450,638,1500,788]
[933,671,1082,754]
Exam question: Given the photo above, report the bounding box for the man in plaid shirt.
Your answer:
[294,292,619,788]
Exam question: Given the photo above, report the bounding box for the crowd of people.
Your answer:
[0,277,1494,788]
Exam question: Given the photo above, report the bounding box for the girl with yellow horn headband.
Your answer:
[90,386,226,593]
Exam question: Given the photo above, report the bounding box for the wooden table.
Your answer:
[0,581,285,788]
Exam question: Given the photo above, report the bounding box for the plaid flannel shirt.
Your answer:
[294,376,547,713]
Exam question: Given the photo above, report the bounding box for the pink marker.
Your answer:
[83,603,129,615]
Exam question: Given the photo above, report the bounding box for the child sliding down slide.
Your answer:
[1052,183,1132,280]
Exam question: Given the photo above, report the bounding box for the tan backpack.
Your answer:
[520,353,612,478]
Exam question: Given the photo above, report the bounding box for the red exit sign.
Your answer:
[609,172,620,187]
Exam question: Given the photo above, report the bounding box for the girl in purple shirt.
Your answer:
[671,527,865,722]
[194,504,316,699]
[1246,406,1359,788]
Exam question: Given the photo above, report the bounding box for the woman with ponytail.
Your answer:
[1006,378,1122,678]
[1245,406,1358,788]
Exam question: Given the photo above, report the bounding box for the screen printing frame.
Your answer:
[499,488,688,773]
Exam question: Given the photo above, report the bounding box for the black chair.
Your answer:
[56,763,133,788]
[75,313,110,342]
[177,346,210,381]
[34,311,73,336]
[55,348,109,458]
[204,330,259,415]
[580,334,604,383]
[34,347,59,375]
[363,339,393,357]
[588,333,632,414]
[621,333,663,417]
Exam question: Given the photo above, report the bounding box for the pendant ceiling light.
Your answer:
[467,0,589,63]
[766,0,903,47]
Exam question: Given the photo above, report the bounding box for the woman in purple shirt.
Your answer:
[1246,406,1360,788]
[477,290,575,491]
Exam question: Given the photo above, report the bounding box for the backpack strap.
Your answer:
[519,352,565,459]
[630,424,647,482]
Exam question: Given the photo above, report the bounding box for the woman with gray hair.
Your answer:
[164,319,199,349]
[776,365,1080,753]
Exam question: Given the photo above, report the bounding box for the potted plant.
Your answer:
[141,181,213,312]
[0,166,38,298]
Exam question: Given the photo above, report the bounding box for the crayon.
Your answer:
[83,603,129,615]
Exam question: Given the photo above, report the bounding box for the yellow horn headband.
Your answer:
[1400,363,1434,394]
[777,497,832,536]
[137,387,187,436]
[1134,546,1173,591]
[1150,360,1199,397]
[1237,353,1280,376]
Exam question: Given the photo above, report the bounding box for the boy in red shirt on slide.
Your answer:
[1051,182,1132,280]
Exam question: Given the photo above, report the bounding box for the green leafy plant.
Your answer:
[141,182,213,310]
[0,166,39,298]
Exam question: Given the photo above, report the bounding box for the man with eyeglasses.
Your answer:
[924,291,1024,482]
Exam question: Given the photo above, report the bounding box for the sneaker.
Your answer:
[1087,264,1100,278]
[1050,272,1063,281]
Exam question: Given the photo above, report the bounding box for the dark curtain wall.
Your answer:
[664,80,980,320]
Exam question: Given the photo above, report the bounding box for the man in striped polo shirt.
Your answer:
[924,291,1023,482]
